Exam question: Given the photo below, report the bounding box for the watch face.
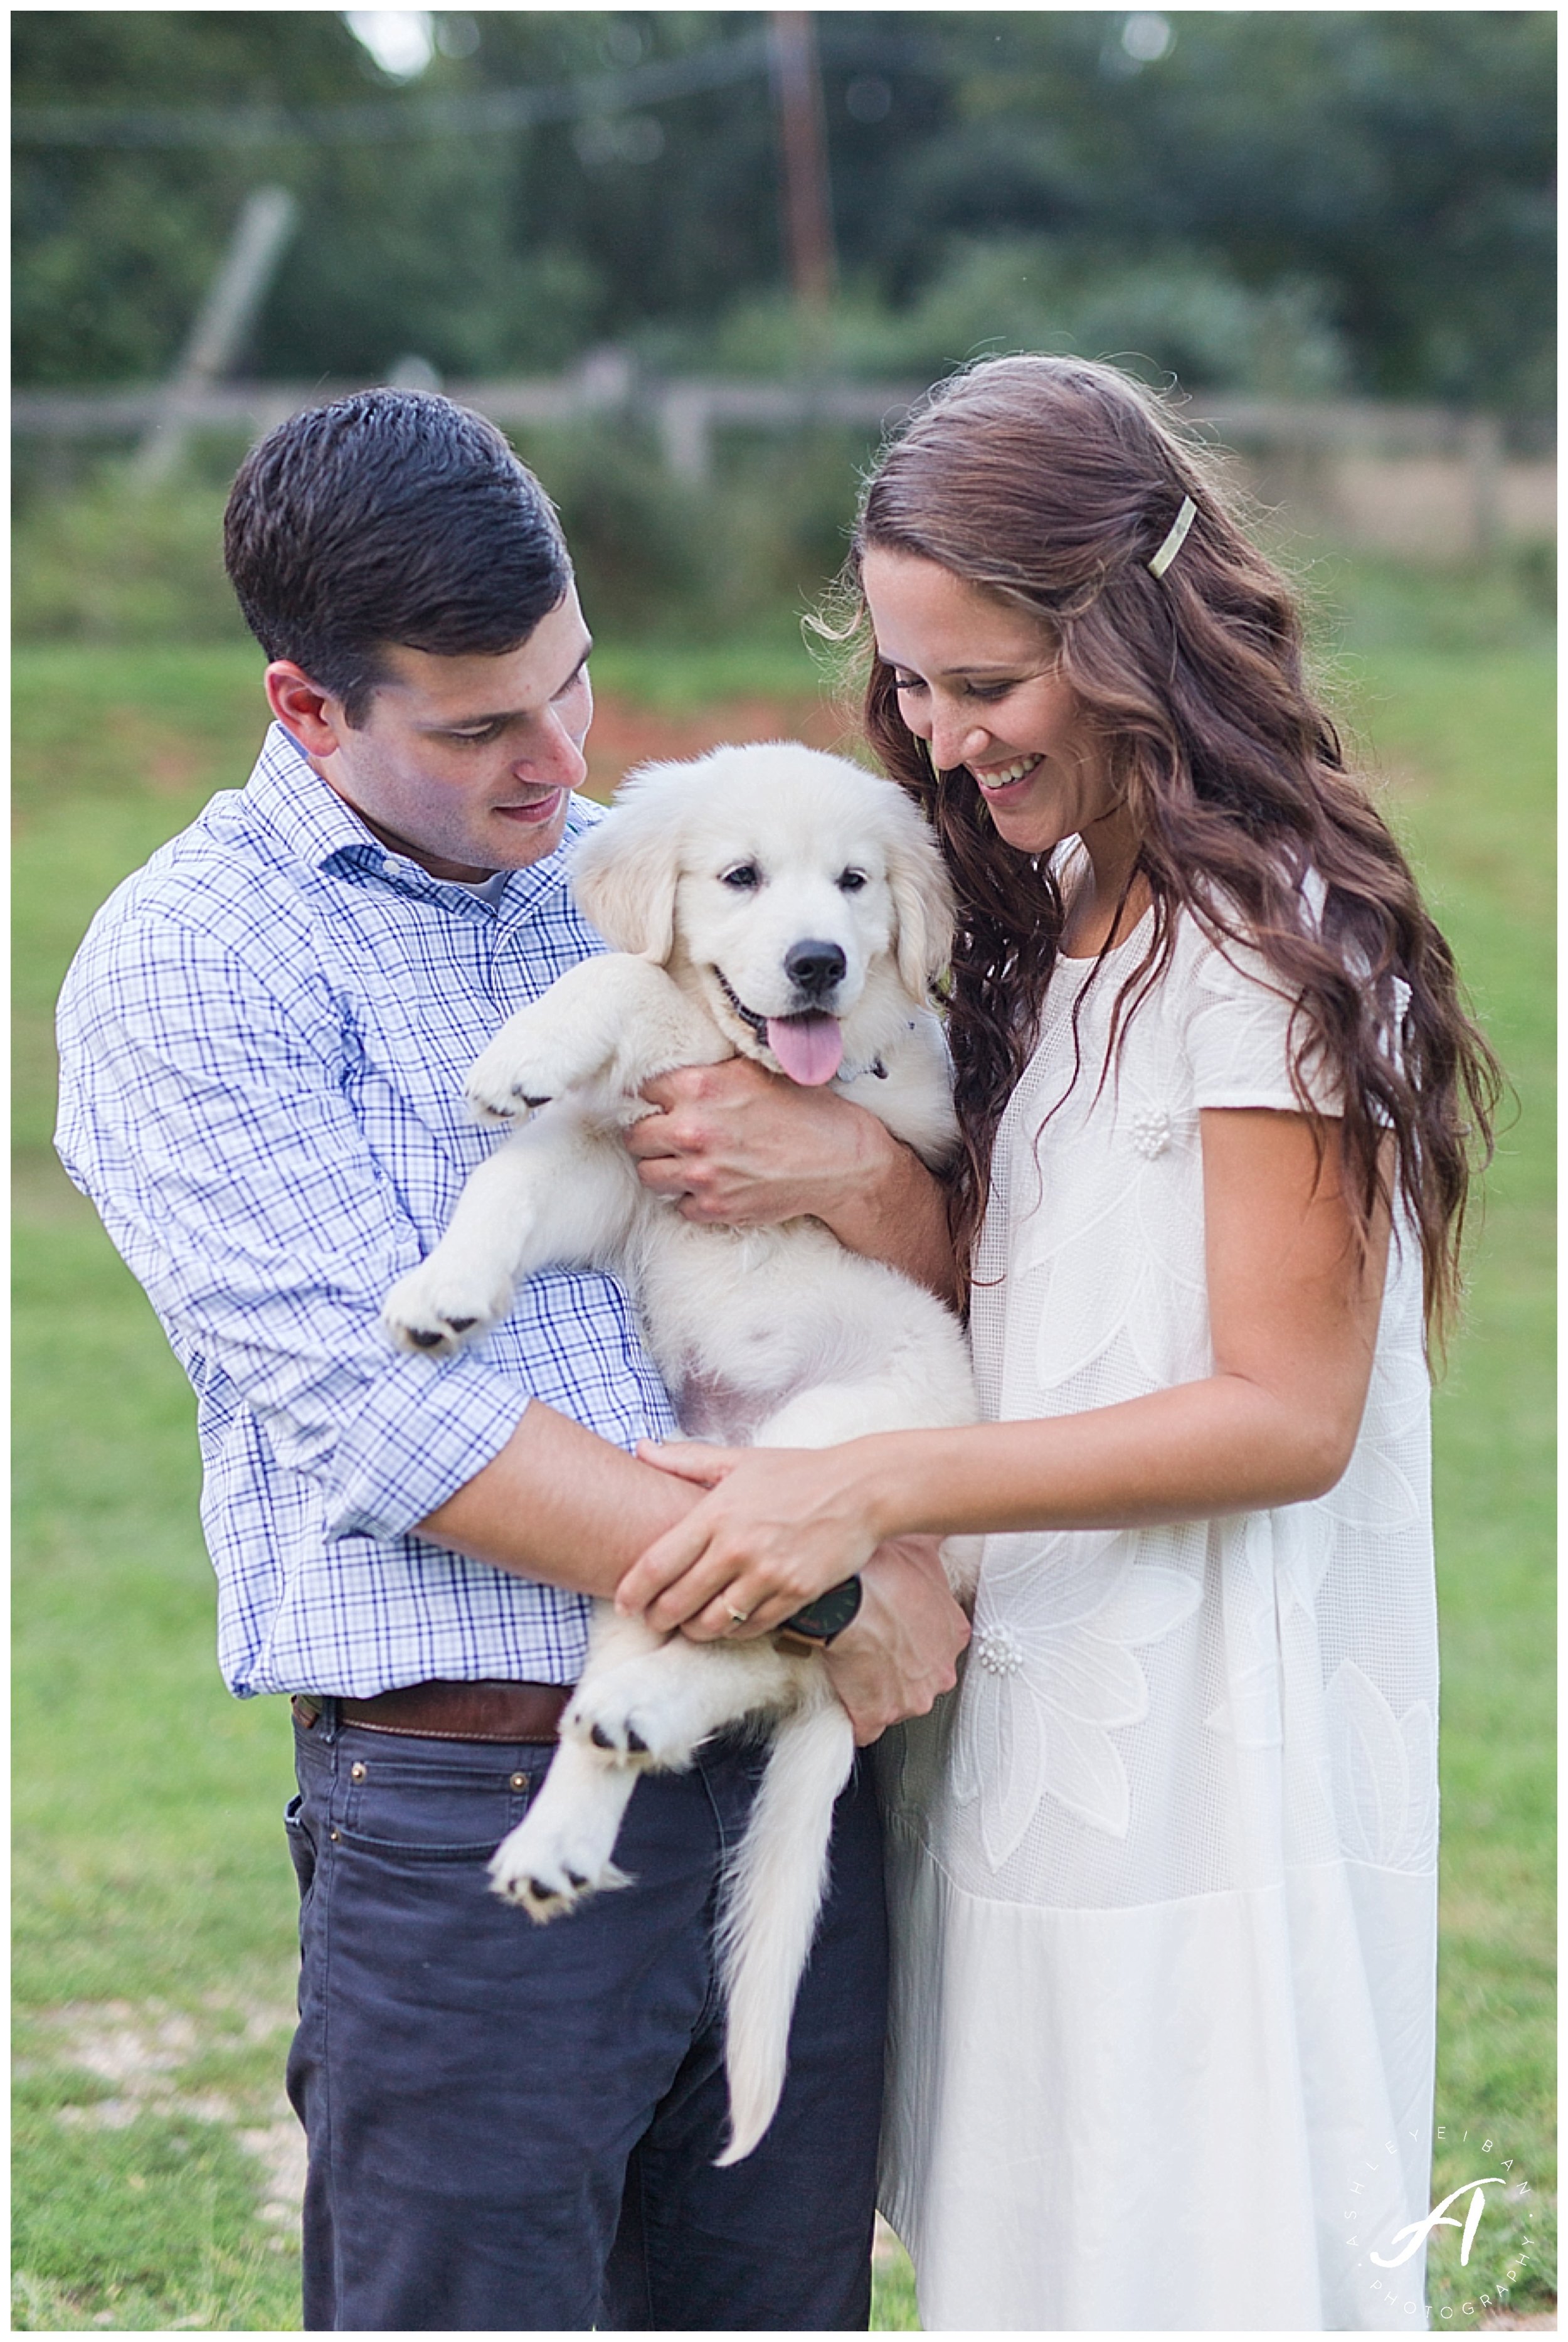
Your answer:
[787,1575,863,1641]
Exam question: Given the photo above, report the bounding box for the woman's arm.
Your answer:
[623,1058,962,1307]
[617,1109,1392,1639]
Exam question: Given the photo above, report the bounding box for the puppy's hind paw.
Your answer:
[488,1822,630,1922]
[563,1662,705,1773]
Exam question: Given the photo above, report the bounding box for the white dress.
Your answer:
[879,897,1438,2331]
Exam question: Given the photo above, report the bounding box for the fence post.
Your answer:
[657,384,713,485]
[1464,414,1503,558]
[132,187,297,488]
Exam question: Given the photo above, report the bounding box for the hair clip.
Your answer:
[1147,494,1197,579]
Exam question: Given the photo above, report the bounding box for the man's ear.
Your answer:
[569,760,692,962]
[265,662,345,757]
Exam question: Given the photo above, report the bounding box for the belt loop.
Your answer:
[319,1695,340,1745]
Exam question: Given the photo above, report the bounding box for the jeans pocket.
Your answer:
[337,1751,539,1862]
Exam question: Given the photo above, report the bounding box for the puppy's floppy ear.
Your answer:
[568,760,689,962]
[886,807,956,999]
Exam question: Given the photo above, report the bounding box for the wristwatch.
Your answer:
[779,1575,864,1646]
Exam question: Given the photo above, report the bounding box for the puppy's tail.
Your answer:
[713,1680,856,2166]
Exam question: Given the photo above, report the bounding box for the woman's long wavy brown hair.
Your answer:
[835,354,1500,1346]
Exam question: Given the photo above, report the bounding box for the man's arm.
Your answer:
[56,908,657,1566]
[423,1417,972,1751]
[624,1060,961,1309]
[418,1400,701,1595]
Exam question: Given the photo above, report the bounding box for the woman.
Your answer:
[617,356,1499,2329]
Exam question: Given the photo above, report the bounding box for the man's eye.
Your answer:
[721,864,761,890]
[450,724,501,744]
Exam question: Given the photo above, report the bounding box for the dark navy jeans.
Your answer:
[286,1704,887,2330]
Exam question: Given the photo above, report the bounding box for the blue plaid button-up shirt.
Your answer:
[55,722,677,1698]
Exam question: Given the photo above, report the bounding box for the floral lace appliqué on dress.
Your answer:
[951,1542,1203,1856]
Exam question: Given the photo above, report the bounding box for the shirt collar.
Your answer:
[240,721,591,921]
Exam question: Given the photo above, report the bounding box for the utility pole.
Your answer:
[770,13,837,347]
[134,186,298,487]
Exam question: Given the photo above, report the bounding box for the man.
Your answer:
[55,389,968,2332]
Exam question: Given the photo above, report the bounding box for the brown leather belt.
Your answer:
[292,1679,571,1743]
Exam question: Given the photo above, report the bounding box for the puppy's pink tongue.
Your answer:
[766,1013,844,1086]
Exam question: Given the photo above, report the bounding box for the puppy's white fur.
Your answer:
[383,742,978,2163]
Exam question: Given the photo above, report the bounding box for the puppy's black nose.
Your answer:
[784,939,847,996]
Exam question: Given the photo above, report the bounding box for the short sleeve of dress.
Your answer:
[1180,922,1345,1117]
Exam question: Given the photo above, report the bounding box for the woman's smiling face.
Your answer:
[861,546,1120,860]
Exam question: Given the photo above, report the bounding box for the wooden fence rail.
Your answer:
[12,366,1553,556]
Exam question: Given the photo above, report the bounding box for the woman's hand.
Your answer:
[616,1439,890,1640]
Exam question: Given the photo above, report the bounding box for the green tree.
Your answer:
[11,10,1555,409]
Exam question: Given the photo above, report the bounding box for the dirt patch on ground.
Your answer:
[584,689,850,799]
[31,1996,304,2237]
[101,706,214,798]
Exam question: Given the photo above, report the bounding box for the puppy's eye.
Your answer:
[837,868,869,893]
[720,863,761,891]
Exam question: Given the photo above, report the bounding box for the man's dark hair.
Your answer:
[223,389,572,723]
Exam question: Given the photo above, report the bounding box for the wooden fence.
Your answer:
[13,363,1554,558]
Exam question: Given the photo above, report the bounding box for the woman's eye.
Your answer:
[891,674,924,695]
[721,864,761,891]
[965,681,1014,703]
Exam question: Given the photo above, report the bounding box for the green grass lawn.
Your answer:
[13,580,1554,2328]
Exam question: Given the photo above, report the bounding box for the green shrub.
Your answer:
[12,466,245,647]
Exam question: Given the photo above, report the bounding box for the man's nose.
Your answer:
[517,706,588,790]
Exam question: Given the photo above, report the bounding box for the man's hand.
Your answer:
[625,1061,961,1304]
[625,1059,864,1227]
[821,1536,970,1748]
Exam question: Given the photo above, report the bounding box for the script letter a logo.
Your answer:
[1370,2176,1505,2270]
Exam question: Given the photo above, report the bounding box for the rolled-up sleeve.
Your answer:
[56,908,529,1540]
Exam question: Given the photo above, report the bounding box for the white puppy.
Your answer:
[383,740,977,2163]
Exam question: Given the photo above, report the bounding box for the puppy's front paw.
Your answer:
[381,1257,514,1356]
[564,1658,705,1773]
[465,1011,603,1124]
[489,1806,630,1922]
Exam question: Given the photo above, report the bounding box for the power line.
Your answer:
[11,29,776,149]
[13,25,953,152]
